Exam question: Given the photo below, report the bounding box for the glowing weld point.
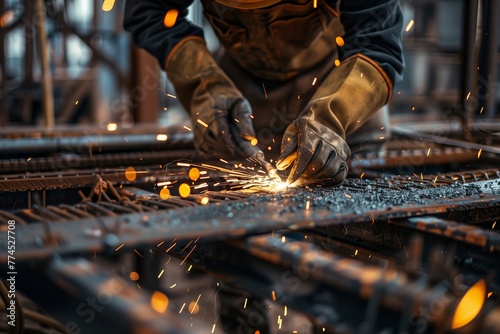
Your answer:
[478,149,482,159]
[271,291,276,301]
[102,0,115,11]
[312,77,317,86]
[156,134,168,141]
[183,126,192,131]
[251,138,258,146]
[305,200,311,210]
[129,272,139,281]
[345,194,352,199]
[334,59,341,67]
[313,0,317,8]
[164,9,179,28]
[244,298,248,309]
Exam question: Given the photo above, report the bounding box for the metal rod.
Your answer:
[459,0,480,140]
[35,0,55,128]
[480,0,499,117]
[393,126,500,155]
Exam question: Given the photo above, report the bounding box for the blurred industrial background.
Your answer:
[0,0,498,128]
[0,1,499,334]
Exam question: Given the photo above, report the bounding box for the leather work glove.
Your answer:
[276,55,391,186]
[166,38,266,163]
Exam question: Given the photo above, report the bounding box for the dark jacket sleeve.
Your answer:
[339,0,404,84]
[124,0,204,67]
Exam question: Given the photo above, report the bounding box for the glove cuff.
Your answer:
[165,36,207,71]
[165,38,244,114]
[308,54,391,138]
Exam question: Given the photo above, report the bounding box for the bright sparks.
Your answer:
[156,134,168,141]
[102,0,115,11]
[107,123,118,132]
[405,19,414,32]
[197,119,209,128]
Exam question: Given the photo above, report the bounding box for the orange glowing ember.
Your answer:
[178,183,191,198]
[164,9,179,28]
[189,168,201,181]
[335,36,345,47]
[0,10,14,27]
[160,187,171,200]
[102,0,115,11]
[125,167,137,182]
[451,279,486,329]
[151,291,169,313]
[188,301,200,314]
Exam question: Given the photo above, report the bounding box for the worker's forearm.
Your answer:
[123,0,204,67]
[339,0,404,85]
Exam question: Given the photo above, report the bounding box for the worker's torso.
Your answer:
[201,0,343,81]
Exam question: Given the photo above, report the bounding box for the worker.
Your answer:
[124,0,403,332]
[124,0,403,187]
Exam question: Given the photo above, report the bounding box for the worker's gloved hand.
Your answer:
[277,55,392,186]
[276,107,350,186]
[166,39,261,159]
